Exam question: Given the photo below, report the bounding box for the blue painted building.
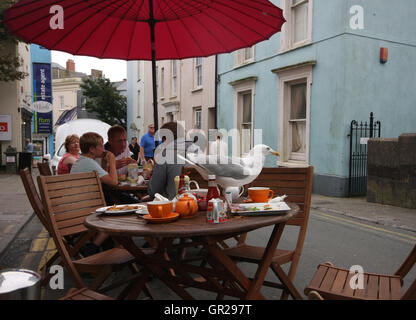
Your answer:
[30,44,54,161]
[216,0,416,197]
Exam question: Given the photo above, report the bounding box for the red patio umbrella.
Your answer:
[4,0,285,130]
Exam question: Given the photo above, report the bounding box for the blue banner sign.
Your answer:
[33,63,52,133]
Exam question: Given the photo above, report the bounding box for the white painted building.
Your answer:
[126,56,217,151]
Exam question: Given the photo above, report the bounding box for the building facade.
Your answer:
[216,0,416,197]
[0,41,32,167]
[126,57,217,151]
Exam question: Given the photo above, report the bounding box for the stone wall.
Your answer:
[367,133,416,209]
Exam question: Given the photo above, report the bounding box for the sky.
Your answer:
[51,50,127,82]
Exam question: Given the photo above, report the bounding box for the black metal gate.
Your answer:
[348,112,381,196]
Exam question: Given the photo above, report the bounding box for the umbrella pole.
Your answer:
[149,0,159,133]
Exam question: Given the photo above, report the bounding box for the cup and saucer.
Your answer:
[142,201,179,224]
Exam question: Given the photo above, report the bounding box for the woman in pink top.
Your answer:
[57,134,80,174]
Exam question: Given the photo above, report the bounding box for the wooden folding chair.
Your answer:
[37,162,53,176]
[20,168,62,285]
[37,172,140,293]
[222,166,314,300]
[304,244,416,300]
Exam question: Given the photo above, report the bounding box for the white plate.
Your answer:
[231,202,291,216]
[96,204,142,215]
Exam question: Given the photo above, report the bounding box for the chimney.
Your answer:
[90,69,103,78]
[66,59,75,72]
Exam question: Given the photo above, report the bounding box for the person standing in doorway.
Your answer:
[139,124,156,164]
[129,137,140,161]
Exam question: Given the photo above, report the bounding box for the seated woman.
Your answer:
[57,134,80,175]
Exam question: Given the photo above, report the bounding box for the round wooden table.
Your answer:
[85,203,299,300]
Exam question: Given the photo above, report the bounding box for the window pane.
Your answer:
[290,83,306,120]
[294,2,308,43]
[291,121,306,153]
[244,48,252,60]
[242,125,251,154]
[242,93,252,123]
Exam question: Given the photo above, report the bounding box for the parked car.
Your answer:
[49,119,111,169]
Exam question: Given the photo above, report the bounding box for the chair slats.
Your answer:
[47,177,98,191]
[320,267,338,291]
[48,184,102,198]
[390,277,402,299]
[52,198,103,214]
[331,270,348,294]
[51,192,102,206]
[37,162,53,176]
[378,276,390,300]
[366,275,379,299]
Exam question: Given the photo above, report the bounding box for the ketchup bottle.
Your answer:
[206,175,220,202]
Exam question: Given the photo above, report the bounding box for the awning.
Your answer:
[55,106,80,126]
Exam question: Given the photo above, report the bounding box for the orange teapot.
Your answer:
[175,193,198,218]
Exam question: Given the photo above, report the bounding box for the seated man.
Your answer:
[148,121,192,200]
[103,125,137,175]
[70,132,117,255]
[100,125,140,204]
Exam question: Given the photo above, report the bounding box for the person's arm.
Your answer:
[63,155,78,171]
[139,146,146,163]
[100,152,118,186]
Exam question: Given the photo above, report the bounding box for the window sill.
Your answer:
[191,87,203,93]
[233,60,255,70]
[278,40,312,55]
[277,160,309,168]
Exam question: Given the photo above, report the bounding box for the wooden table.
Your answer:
[85,203,300,300]
[102,183,148,203]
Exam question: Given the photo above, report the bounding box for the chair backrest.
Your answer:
[19,168,50,232]
[37,171,107,238]
[248,166,314,227]
[37,171,107,288]
[396,243,416,299]
[37,162,53,176]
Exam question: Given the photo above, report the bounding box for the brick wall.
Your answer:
[367,133,416,209]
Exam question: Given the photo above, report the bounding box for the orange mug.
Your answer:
[147,201,173,218]
[248,187,274,203]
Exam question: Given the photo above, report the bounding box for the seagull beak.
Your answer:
[271,151,280,157]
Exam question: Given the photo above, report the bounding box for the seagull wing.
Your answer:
[186,153,254,179]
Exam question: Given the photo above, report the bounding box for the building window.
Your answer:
[235,46,255,67]
[194,58,202,88]
[275,64,313,166]
[59,96,64,110]
[239,91,253,156]
[230,77,257,157]
[161,67,165,99]
[280,0,313,51]
[194,107,202,129]
[171,60,177,96]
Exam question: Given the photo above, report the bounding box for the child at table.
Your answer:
[70,132,118,255]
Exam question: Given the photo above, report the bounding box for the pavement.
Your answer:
[0,169,415,262]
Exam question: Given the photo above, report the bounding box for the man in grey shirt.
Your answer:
[148,122,193,200]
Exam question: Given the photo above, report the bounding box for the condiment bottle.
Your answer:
[184,175,190,192]
[174,175,180,196]
[178,174,187,195]
[206,175,220,204]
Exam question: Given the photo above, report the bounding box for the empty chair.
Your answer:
[222,166,314,300]
[304,244,416,300]
[37,162,53,176]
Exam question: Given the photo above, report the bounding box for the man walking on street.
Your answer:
[23,138,34,153]
[139,124,156,164]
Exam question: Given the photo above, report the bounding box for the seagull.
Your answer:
[181,144,280,192]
